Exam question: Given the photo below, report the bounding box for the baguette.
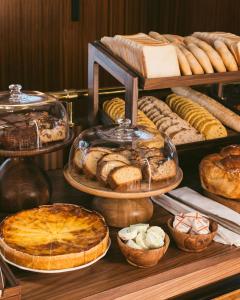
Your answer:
[175,46,192,75]
[148,31,169,44]
[178,45,204,74]
[213,40,238,71]
[184,36,226,72]
[172,86,240,132]
[186,43,214,73]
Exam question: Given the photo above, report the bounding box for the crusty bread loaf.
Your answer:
[184,36,226,72]
[186,43,214,73]
[101,33,180,78]
[166,93,227,140]
[178,45,204,74]
[108,165,142,190]
[172,86,240,132]
[143,158,177,182]
[96,160,128,185]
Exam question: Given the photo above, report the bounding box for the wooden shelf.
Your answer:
[88,41,240,126]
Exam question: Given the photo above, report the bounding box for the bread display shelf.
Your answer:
[88,41,240,126]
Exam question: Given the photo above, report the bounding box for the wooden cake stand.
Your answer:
[64,166,183,228]
[0,130,74,213]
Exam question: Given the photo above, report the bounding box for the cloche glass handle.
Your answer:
[9,84,23,102]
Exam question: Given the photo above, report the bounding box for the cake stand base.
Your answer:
[92,197,154,228]
[0,157,51,213]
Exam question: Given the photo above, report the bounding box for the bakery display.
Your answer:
[0,111,66,150]
[0,204,109,270]
[171,87,240,132]
[138,95,204,144]
[101,33,180,78]
[200,145,240,199]
[166,94,227,140]
[117,223,170,267]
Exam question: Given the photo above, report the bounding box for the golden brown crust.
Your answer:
[0,204,109,270]
[200,152,240,200]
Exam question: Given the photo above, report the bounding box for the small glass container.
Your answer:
[68,118,180,193]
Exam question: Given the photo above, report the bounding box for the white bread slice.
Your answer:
[101,33,180,78]
[96,160,128,185]
[108,165,142,190]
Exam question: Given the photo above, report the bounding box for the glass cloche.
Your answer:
[0,84,70,152]
[68,118,181,194]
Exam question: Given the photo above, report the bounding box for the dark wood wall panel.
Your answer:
[1,0,240,92]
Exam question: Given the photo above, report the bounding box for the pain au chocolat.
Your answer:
[0,204,109,270]
[200,145,240,199]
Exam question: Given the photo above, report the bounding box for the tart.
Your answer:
[0,204,109,270]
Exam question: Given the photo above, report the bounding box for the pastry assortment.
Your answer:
[0,111,67,150]
[0,204,109,270]
[118,224,166,250]
[166,94,227,140]
[200,144,240,199]
[73,144,177,191]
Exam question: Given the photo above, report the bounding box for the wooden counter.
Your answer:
[5,171,240,300]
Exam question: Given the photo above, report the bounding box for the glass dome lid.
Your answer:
[68,119,181,195]
[0,84,70,153]
[0,84,56,111]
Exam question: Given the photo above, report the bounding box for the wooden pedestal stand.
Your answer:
[0,130,74,213]
[64,166,183,228]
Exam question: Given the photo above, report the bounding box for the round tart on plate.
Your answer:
[0,204,109,270]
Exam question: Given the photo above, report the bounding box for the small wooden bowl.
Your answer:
[167,217,218,253]
[117,234,170,268]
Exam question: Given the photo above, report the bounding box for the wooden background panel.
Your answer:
[1,0,240,91]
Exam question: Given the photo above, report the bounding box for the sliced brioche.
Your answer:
[108,166,142,190]
[96,160,128,185]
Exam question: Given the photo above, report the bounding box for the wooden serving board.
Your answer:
[204,190,240,214]
[64,166,183,199]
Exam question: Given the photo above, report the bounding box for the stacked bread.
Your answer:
[101,33,180,78]
[138,96,204,144]
[166,94,227,140]
[74,145,177,191]
[103,98,157,132]
[172,87,240,132]
[149,31,239,75]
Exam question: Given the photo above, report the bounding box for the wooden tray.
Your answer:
[63,166,183,199]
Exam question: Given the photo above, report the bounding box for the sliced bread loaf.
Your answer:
[97,160,128,185]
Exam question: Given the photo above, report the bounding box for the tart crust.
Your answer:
[0,204,109,270]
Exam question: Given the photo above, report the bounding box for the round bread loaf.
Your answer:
[200,145,240,199]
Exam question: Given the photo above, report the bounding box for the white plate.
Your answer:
[1,239,111,273]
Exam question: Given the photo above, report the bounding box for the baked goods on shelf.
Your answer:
[166,94,227,140]
[0,204,109,270]
[103,97,157,132]
[101,33,180,78]
[200,145,240,199]
[138,96,204,144]
[172,87,240,132]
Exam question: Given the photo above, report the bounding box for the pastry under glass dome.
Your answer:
[0,84,69,153]
[68,118,181,194]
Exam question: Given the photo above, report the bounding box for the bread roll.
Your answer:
[186,43,214,73]
[178,45,204,74]
[184,36,226,72]
[214,40,238,71]
[172,86,240,132]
